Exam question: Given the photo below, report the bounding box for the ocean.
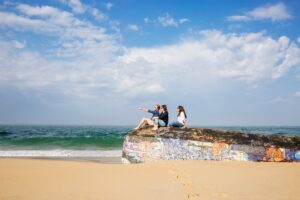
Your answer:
[0,125,131,159]
[0,125,299,158]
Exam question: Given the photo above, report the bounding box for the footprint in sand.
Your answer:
[187,192,200,199]
[163,162,200,199]
[182,181,192,188]
[212,192,228,199]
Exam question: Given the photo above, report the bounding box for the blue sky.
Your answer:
[0,0,300,126]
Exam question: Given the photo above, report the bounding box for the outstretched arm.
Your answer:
[138,107,149,112]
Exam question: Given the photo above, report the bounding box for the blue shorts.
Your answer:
[170,121,184,127]
[154,119,166,127]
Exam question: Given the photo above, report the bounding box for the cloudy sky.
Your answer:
[0,0,300,126]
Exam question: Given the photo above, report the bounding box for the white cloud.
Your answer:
[1,3,300,101]
[249,3,291,21]
[108,20,121,33]
[0,3,119,94]
[12,40,26,49]
[227,3,292,22]
[15,4,86,29]
[90,7,107,21]
[144,17,155,24]
[298,37,300,43]
[0,3,162,98]
[0,5,110,41]
[3,0,14,6]
[272,40,300,79]
[179,18,189,24]
[157,13,188,27]
[0,11,50,30]
[104,2,113,10]
[59,0,86,14]
[58,0,108,21]
[17,4,61,17]
[158,13,178,27]
[294,91,300,97]
[227,15,250,22]
[127,24,139,31]
[0,40,121,99]
[121,30,300,82]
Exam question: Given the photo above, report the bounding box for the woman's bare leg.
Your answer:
[134,117,146,130]
[144,118,154,126]
[141,118,158,131]
[134,118,153,130]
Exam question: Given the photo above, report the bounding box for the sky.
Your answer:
[0,0,300,126]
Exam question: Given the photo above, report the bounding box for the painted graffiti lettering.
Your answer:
[123,135,298,163]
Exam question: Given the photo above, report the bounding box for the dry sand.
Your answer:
[0,159,300,200]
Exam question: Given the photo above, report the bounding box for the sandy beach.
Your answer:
[0,159,299,200]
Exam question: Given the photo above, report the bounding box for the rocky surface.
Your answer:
[122,126,300,163]
[128,126,300,148]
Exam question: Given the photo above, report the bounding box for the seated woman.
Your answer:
[152,104,169,130]
[169,105,187,128]
[134,105,160,130]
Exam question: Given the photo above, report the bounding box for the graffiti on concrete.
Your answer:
[212,142,230,160]
[263,147,285,162]
[122,135,300,163]
[295,151,300,160]
[231,144,265,161]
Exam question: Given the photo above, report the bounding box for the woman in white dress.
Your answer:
[169,105,187,128]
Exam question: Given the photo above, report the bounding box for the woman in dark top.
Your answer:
[153,105,169,130]
[134,104,160,130]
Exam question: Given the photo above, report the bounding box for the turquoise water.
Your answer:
[0,125,132,150]
[0,125,299,157]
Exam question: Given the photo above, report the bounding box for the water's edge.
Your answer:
[0,156,123,164]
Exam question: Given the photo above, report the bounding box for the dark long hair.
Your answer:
[162,105,168,113]
[177,105,187,118]
[155,104,160,110]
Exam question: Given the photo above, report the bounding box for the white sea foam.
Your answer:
[0,150,122,157]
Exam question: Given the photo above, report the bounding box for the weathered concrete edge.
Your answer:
[122,127,300,163]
